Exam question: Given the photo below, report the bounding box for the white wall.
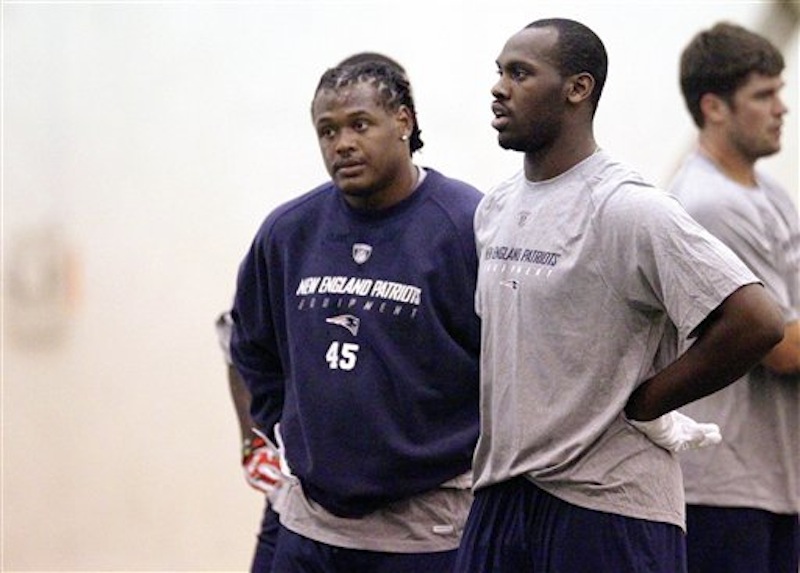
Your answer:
[2,1,797,570]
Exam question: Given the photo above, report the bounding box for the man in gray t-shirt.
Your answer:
[670,22,799,573]
[454,18,785,573]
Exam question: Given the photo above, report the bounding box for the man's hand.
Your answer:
[627,410,722,452]
[242,436,283,495]
[253,424,295,480]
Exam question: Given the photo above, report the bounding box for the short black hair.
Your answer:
[313,56,424,154]
[680,22,784,127]
[525,18,608,113]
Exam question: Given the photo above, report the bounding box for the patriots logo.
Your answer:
[326,314,360,336]
[352,243,373,265]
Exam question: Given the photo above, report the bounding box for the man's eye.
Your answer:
[353,119,369,132]
[497,67,528,81]
[511,68,528,81]
[319,127,336,139]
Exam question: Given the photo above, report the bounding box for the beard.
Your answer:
[497,116,560,155]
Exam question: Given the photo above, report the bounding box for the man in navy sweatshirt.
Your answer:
[230,55,482,572]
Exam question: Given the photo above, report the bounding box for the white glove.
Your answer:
[627,410,722,452]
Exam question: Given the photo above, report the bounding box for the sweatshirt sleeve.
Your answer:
[230,227,285,443]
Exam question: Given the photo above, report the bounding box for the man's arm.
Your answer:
[217,312,283,496]
[217,312,257,441]
[625,283,784,421]
[227,362,258,443]
[230,238,287,443]
[761,319,800,375]
[684,199,800,377]
[228,364,284,496]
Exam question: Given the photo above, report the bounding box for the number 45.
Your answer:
[325,341,360,370]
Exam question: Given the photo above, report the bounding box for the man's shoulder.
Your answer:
[669,154,746,211]
[271,181,336,218]
[424,168,483,201]
[585,154,667,213]
[475,170,523,213]
[758,170,797,213]
[422,168,483,223]
[258,181,335,231]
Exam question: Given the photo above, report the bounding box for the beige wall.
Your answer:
[2,1,797,570]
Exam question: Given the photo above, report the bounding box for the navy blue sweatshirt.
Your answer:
[231,169,481,517]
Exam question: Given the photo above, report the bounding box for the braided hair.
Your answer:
[312,59,424,154]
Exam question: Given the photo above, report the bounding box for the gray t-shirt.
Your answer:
[472,150,757,529]
[279,472,472,552]
[670,151,799,514]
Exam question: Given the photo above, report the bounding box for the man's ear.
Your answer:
[395,105,413,140]
[566,72,596,105]
[699,93,729,125]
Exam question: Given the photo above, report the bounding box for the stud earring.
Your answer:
[400,134,409,141]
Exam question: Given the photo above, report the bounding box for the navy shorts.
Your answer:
[686,504,800,573]
[251,502,280,573]
[454,475,686,572]
[271,524,457,573]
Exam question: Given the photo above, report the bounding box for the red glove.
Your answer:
[242,436,283,495]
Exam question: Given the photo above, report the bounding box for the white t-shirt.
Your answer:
[472,150,758,529]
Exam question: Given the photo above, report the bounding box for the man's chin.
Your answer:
[334,174,368,194]
[336,181,373,198]
[497,134,523,152]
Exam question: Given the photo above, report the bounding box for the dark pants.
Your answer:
[251,503,280,573]
[454,475,687,572]
[271,524,457,573]
[686,504,800,573]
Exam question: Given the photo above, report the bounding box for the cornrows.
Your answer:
[313,60,424,153]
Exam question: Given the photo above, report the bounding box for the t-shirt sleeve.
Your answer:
[600,187,759,341]
[689,192,795,321]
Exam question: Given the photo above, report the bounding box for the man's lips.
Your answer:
[334,161,365,176]
[492,102,510,130]
[492,117,510,130]
[492,102,508,117]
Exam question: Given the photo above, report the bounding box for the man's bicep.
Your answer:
[762,319,800,375]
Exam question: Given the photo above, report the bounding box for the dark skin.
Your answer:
[493,25,785,421]
[492,26,598,181]
[625,284,784,420]
[312,81,417,211]
[228,364,256,444]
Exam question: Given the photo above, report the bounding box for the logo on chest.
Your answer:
[326,314,361,336]
[352,243,373,265]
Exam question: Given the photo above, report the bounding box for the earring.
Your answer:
[400,134,409,141]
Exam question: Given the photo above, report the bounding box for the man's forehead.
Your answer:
[315,83,378,107]
[498,27,559,65]
[743,72,784,88]
[313,83,388,121]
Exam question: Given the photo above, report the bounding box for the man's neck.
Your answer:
[698,138,757,188]
[524,137,598,183]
